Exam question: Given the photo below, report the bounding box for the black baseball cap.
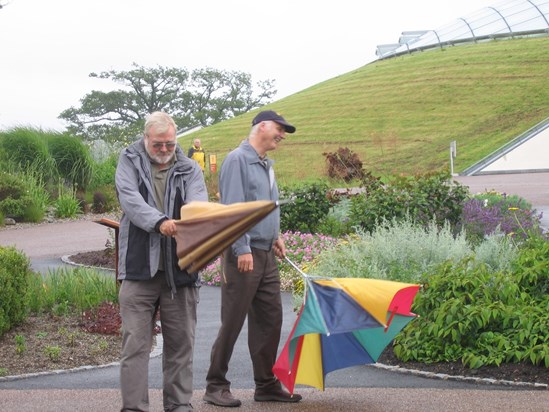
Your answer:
[252,110,296,133]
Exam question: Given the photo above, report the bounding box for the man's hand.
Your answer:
[159,219,177,237]
[238,253,253,273]
[273,238,286,259]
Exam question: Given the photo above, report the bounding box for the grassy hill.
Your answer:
[182,37,549,184]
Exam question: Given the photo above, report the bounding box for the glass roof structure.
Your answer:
[376,0,549,59]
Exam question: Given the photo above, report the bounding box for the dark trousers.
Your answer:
[205,247,283,393]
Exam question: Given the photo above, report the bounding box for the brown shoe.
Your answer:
[254,387,302,403]
[203,389,242,407]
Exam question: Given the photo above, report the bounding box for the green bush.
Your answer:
[279,181,331,233]
[47,133,93,189]
[0,128,53,175]
[461,194,542,244]
[27,267,118,314]
[312,217,471,283]
[394,237,549,368]
[0,247,33,336]
[0,171,48,222]
[312,216,517,283]
[472,191,532,211]
[89,153,117,190]
[349,171,469,233]
[0,172,33,220]
[54,184,81,218]
[91,185,118,213]
[316,197,354,237]
[22,203,45,223]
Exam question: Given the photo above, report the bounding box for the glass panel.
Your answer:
[376,0,549,58]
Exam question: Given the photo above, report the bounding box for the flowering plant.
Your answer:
[461,193,542,243]
[200,231,338,291]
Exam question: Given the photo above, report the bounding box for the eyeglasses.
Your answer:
[151,142,177,149]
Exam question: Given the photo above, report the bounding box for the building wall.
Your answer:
[481,127,549,173]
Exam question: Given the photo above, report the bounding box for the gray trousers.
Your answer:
[119,272,198,412]
[205,247,283,393]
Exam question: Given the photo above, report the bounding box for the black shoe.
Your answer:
[203,389,242,407]
[254,388,302,403]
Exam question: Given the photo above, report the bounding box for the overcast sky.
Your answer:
[0,0,497,131]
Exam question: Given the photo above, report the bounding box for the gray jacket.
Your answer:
[219,139,280,256]
[115,138,207,293]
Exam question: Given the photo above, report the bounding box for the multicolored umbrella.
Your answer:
[273,258,420,394]
[174,200,278,272]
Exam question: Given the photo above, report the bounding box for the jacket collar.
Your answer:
[239,139,275,167]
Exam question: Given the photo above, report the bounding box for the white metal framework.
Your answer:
[376,0,549,59]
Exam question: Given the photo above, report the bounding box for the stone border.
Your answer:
[371,363,548,390]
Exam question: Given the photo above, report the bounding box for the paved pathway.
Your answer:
[1,173,548,411]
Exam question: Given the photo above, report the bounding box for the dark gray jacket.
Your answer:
[115,138,208,293]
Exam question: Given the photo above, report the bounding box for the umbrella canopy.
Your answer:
[273,263,420,394]
[174,200,278,273]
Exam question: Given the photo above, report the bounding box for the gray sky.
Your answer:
[0,0,496,131]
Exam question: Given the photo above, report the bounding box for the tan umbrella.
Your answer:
[174,200,278,272]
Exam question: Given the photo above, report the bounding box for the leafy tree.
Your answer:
[59,63,276,142]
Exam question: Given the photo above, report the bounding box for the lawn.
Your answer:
[184,37,549,184]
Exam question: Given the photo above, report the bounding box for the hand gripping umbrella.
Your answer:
[273,257,420,394]
[173,200,278,273]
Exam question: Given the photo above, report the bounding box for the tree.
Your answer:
[59,63,276,143]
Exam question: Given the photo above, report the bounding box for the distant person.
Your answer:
[203,110,302,407]
[115,111,208,412]
[188,138,206,172]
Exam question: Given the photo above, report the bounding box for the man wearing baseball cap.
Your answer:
[203,110,301,407]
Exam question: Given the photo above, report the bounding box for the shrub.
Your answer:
[0,247,33,336]
[316,197,354,237]
[204,170,220,202]
[394,238,549,368]
[0,164,51,223]
[26,267,118,314]
[89,152,118,190]
[47,133,93,190]
[461,194,542,244]
[200,257,223,287]
[0,128,52,176]
[18,171,49,220]
[312,216,517,284]
[279,181,331,233]
[54,184,82,218]
[22,203,45,223]
[0,172,35,221]
[349,171,468,233]
[473,232,518,272]
[312,217,471,283]
[323,146,365,181]
[92,186,118,213]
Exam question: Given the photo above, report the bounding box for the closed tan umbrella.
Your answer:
[174,200,278,272]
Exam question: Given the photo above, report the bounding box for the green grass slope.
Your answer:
[183,37,549,184]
